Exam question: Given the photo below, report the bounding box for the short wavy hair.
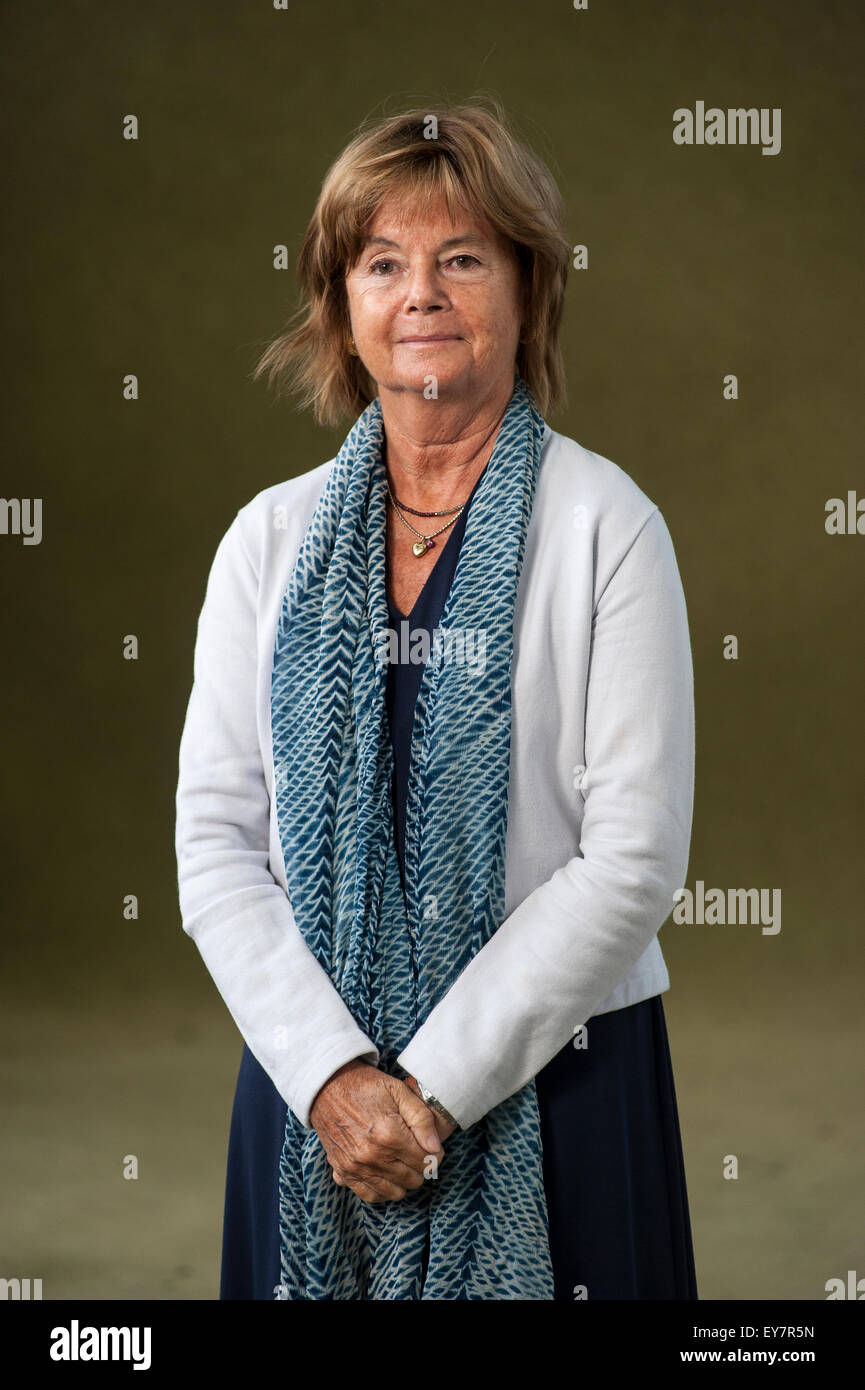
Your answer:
[252,99,571,427]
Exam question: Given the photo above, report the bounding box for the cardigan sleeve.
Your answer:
[174,512,380,1129]
[396,505,695,1129]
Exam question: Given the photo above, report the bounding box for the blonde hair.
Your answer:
[252,98,570,427]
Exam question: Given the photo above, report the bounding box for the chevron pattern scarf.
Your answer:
[270,373,555,1300]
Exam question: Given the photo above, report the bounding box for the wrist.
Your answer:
[415,1078,459,1130]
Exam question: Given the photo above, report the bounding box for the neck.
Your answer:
[380,370,516,510]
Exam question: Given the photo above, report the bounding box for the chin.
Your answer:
[391,366,472,395]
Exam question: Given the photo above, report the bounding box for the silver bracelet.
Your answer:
[417,1079,459,1129]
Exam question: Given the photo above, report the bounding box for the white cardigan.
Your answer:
[174,422,695,1131]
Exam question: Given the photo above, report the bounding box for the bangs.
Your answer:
[334,156,485,274]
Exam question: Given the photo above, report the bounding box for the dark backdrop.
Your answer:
[1,0,862,1300]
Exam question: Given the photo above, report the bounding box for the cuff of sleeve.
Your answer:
[285,1037,380,1130]
[395,1040,481,1130]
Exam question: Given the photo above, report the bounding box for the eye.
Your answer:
[366,252,480,276]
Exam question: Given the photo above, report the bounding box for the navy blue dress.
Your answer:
[220,474,699,1301]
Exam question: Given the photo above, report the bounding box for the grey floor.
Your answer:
[1,957,861,1301]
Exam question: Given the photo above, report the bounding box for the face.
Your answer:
[343,191,525,405]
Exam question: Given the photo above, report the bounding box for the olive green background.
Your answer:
[1,0,862,1301]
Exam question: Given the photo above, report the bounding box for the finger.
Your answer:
[353,1113,440,1177]
[334,1166,407,1203]
[338,1149,430,1189]
[396,1088,445,1160]
[349,1178,408,1204]
[363,1157,428,1189]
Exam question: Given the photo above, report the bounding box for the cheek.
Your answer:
[350,286,397,334]
[473,296,521,351]
[464,277,521,330]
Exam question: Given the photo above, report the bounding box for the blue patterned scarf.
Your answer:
[270,373,554,1299]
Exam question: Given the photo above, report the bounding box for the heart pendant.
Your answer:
[412,540,429,557]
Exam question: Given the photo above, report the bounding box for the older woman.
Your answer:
[175,101,698,1301]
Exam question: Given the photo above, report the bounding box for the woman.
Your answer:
[174,100,698,1301]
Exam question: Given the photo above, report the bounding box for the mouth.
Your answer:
[397,335,462,344]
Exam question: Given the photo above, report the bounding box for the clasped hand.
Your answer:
[309,1059,456,1204]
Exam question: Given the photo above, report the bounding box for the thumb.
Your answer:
[398,1085,444,1159]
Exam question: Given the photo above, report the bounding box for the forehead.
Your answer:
[360,191,497,248]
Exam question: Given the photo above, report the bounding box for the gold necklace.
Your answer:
[386,480,468,557]
[391,495,465,517]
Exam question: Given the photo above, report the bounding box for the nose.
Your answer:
[405,257,449,313]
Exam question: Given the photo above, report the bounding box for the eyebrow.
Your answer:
[361,233,489,253]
